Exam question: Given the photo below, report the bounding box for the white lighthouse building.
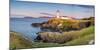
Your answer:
[56,10,72,19]
[40,10,73,19]
[56,10,60,18]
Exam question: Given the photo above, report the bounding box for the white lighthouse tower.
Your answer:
[56,10,60,18]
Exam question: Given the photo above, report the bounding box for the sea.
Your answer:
[10,18,50,41]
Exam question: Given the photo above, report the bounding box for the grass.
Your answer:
[62,34,94,46]
[10,32,61,49]
[41,18,92,31]
[10,26,95,49]
[61,26,94,46]
[37,26,94,43]
[79,25,94,36]
[31,42,61,48]
[10,32,34,50]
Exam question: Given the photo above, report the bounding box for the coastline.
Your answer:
[10,17,94,49]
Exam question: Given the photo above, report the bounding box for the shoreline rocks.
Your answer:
[31,23,42,27]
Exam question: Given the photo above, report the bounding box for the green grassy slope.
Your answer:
[10,32,34,50]
[37,26,94,43]
[31,42,61,48]
[62,26,95,46]
[64,34,94,46]
[10,26,94,49]
[10,32,61,49]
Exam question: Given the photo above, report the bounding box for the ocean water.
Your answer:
[10,18,49,41]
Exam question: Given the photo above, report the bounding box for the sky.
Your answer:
[10,0,95,19]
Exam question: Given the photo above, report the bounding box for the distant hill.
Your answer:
[24,16,34,18]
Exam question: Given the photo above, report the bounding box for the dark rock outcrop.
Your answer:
[31,23,42,27]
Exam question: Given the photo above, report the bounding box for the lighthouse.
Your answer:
[56,10,60,18]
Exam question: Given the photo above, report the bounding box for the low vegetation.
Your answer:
[10,17,94,49]
[10,26,94,49]
[32,17,94,32]
[10,32,34,50]
[10,32,61,49]
[35,26,94,44]
[64,33,94,46]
